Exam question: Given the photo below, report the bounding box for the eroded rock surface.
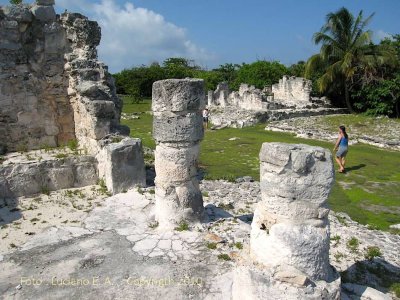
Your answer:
[152,79,205,228]
[252,143,335,280]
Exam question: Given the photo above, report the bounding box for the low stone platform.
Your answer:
[209,107,348,129]
[0,149,98,198]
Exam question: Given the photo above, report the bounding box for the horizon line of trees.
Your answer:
[114,7,400,117]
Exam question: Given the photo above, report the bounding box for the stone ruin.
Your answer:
[0,2,342,297]
[0,0,145,198]
[208,76,332,110]
[150,79,341,298]
[252,143,335,280]
[152,79,205,228]
[233,143,341,299]
[272,75,312,107]
[207,76,346,128]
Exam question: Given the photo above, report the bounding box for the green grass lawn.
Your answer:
[121,97,400,231]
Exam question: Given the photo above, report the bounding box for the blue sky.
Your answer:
[1,0,400,73]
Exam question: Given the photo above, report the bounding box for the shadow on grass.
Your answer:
[345,164,367,172]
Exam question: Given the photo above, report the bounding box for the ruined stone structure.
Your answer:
[232,142,340,299]
[0,153,98,197]
[0,1,145,197]
[209,83,272,110]
[271,76,312,107]
[152,79,205,228]
[207,77,345,129]
[208,77,332,111]
[252,143,334,280]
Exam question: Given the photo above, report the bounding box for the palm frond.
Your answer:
[305,54,323,78]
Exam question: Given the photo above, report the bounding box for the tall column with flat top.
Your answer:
[152,79,205,228]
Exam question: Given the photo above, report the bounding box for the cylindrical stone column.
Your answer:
[152,79,205,228]
[250,142,335,281]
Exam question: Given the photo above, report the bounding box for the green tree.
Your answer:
[162,57,198,79]
[194,69,223,91]
[305,7,396,112]
[233,60,288,90]
[10,0,23,4]
[353,74,400,116]
[288,61,306,77]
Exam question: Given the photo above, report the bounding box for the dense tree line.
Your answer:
[114,7,399,117]
[113,59,302,99]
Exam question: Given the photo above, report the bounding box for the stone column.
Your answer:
[152,79,205,228]
[251,143,335,281]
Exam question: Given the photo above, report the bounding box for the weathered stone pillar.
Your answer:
[152,79,205,228]
[251,143,334,281]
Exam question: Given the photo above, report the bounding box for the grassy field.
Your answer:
[121,97,400,231]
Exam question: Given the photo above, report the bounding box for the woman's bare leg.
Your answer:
[335,156,344,172]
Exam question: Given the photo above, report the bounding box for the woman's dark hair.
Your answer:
[339,125,348,139]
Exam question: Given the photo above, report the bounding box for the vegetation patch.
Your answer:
[346,237,360,253]
[174,221,189,232]
[217,253,231,261]
[206,242,217,250]
[364,246,382,261]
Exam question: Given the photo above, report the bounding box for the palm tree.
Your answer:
[305,7,395,112]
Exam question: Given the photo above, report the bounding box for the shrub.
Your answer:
[347,237,360,253]
[41,186,50,196]
[217,254,231,261]
[234,242,243,250]
[364,246,382,261]
[67,139,78,152]
[390,283,400,298]
[206,242,217,250]
[174,221,189,232]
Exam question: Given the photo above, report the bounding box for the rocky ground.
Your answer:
[1,179,399,299]
[266,115,400,150]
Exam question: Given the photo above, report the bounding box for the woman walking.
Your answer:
[202,108,209,130]
[333,125,349,173]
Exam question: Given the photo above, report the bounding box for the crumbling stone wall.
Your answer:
[0,1,126,154]
[207,76,332,111]
[208,83,269,110]
[271,75,311,107]
[0,1,75,152]
[61,12,126,154]
[0,1,145,195]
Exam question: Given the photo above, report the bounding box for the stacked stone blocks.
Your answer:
[152,79,205,227]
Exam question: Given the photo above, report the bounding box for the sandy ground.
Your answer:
[0,186,108,255]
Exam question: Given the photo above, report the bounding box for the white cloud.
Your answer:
[56,0,213,72]
[374,29,392,42]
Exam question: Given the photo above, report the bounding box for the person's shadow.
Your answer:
[345,164,366,172]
